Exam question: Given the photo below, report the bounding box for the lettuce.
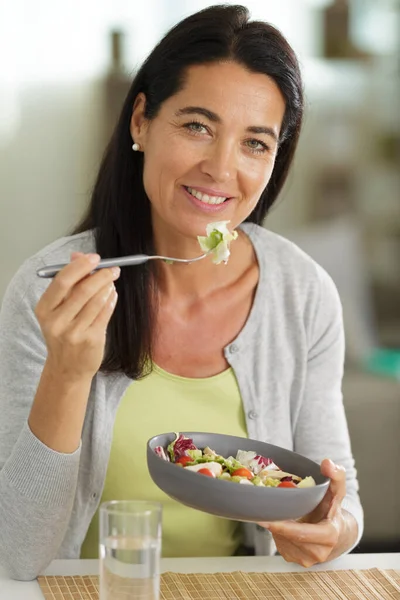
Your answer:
[251,476,264,487]
[218,472,232,481]
[203,446,217,457]
[222,456,246,474]
[197,221,238,265]
[235,450,278,475]
[235,450,256,467]
[187,449,202,461]
[262,477,280,488]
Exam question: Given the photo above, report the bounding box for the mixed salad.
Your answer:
[197,221,238,265]
[155,434,316,489]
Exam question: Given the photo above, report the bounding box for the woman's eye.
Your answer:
[185,121,208,134]
[246,139,268,153]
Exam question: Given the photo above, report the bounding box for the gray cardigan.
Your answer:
[0,223,363,580]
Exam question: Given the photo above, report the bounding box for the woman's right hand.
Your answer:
[35,252,120,382]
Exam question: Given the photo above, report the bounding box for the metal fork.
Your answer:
[36,252,209,278]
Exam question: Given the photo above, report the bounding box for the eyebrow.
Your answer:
[175,106,279,143]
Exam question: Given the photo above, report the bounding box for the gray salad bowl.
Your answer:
[147,432,330,522]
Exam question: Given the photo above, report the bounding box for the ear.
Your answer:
[130,92,148,148]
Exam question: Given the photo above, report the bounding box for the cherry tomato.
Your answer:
[176,456,193,466]
[278,481,297,488]
[197,468,215,477]
[232,468,253,480]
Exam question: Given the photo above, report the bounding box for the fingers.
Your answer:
[70,281,117,331]
[300,459,347,524]
[38,254,101,312]
[52,266,120,324]
[258,462,346,569]
[274,535,336,568]
[91,287,118,331]
[70,252,84,261]
[259,519,338,546]
[320,459,346,519]
[269,512,343,567]
[34,252,121,380]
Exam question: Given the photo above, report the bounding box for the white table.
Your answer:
[1,554,399,599]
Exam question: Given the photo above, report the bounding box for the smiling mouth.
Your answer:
[184,186,230,205]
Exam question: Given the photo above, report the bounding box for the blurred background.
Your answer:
[0,0,399,553]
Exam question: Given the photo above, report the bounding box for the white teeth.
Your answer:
[187,187,226,205]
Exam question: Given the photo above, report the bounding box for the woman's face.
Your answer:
[131,61,286,240]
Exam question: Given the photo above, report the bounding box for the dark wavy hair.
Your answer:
[73,4,304,379]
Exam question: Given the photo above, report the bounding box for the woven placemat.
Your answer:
[38,568,400,600]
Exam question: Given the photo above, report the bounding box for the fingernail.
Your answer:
[88,253,100,264]
[111,267,121,278]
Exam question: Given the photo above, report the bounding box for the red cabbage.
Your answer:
[254,455,274,468]
[172,434,198,460]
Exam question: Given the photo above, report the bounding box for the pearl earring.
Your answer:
[132,142,140,152]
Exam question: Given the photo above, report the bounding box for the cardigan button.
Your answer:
[248,410,259,420]
[229,343,239,354]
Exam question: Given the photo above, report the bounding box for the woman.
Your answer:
[0,5,362,580]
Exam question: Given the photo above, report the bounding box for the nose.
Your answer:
[200,138,237,184]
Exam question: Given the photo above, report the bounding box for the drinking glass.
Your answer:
[99,500,162,600]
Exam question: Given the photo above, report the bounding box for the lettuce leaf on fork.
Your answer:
[197,221,238,265]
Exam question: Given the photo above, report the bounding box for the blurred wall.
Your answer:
[0,81,104,292]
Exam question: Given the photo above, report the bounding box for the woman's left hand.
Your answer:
[258,459,356,568]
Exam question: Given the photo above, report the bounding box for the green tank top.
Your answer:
[80,364,247,558]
